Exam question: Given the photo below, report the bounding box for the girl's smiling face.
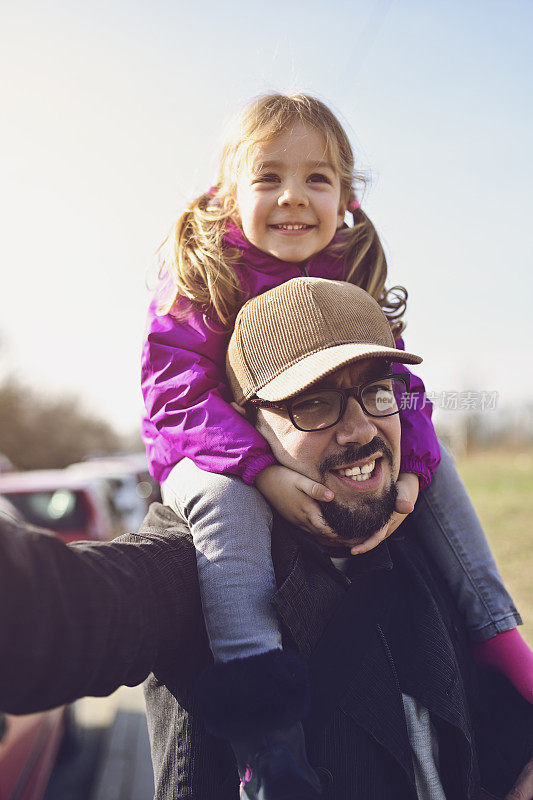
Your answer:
[236,122,346,263]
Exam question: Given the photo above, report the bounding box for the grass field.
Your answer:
[456,449,533,646]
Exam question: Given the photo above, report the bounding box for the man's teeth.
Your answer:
[274,224,310,230]
[337,460,376,482]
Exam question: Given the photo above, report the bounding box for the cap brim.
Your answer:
[255,343,422,402]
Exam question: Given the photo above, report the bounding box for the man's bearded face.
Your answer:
[255,359,402,549]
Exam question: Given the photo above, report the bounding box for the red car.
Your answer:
[0,468,122,543]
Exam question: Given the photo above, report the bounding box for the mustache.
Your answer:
[318,436,394,479]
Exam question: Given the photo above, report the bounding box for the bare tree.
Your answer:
[0,378,123,470]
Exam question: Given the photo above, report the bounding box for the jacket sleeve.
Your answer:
[0,506,201,714]
[393,337,441,490]
[141,292,276,484]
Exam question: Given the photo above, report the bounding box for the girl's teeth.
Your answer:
[275,224,308,230]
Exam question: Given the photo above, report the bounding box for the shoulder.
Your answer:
[125,502,193,548]
[97,503,197,579]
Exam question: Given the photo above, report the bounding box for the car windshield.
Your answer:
[3,490,89,532]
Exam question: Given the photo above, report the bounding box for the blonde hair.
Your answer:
[160,93,406,334]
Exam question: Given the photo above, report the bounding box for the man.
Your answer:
[0,279,531,800]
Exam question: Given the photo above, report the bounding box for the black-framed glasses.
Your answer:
[248,373,411,432]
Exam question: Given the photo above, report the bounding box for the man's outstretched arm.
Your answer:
[0,503,200,714]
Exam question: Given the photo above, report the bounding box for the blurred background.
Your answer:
[1,0,531,797]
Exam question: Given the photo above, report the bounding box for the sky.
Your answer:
[1,0,532,434]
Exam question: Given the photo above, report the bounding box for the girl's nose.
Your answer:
[335,397,378,447]
[278,180,308,208]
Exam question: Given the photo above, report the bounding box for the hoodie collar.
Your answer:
[223,219,347,276]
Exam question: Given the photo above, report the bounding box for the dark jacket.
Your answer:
[0,504,531,800]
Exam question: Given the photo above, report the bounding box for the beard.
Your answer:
[317,437,398,542]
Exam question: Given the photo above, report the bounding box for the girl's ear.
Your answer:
[337,196,348,228]
[337,188,351,227]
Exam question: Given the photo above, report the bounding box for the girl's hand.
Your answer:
[350,472,419,555]
[254,464,335,539]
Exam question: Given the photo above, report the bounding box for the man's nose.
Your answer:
[278,179,308,208]
[335,397,378,447]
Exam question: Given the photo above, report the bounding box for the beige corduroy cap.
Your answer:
[226,277,422,404]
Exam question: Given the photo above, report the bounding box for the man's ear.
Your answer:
[231,401,247,418]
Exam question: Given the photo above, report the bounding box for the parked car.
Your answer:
[67,453,160,532]
[0,469,120,543]
[0,497,68,800]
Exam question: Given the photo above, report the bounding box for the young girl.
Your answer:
[141,93,532,797]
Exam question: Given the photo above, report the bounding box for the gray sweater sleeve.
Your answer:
[0,503,200,714]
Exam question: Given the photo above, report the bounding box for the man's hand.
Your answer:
[254,464,336,539]
[503,757,533,799]
[350,472,419,555]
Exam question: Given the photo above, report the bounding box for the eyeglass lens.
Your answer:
[290,379,405,431]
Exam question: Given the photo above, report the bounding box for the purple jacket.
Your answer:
[141,223,441,489]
